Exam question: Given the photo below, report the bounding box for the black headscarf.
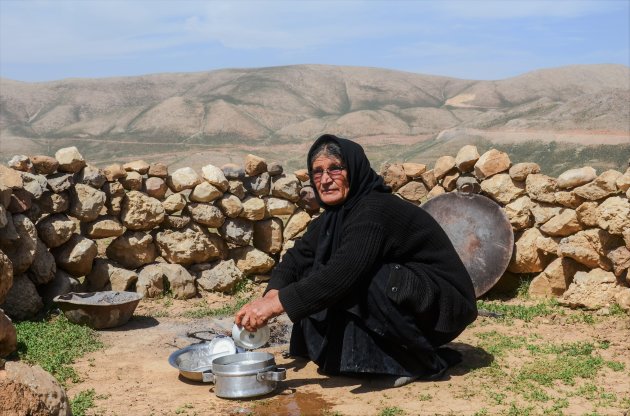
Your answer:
[307,134,391,269]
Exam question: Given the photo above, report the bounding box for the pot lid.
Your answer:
[421,192,514,297]
[232,324,270,349]
[208,335,237,356]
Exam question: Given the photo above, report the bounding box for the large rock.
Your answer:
[244,172,271,197]
[228,180,246,200]
[219,218,254,246]
[55,146,85,173]
[575,201,599,227]
[37,191,70,215]
[402,162,427,178]
[420,169,437,189]
[433,156,456,180]
[559,268,623,310]
[526,174,556,204]
[8,188,32,213]
[557,166,597,189]
[480,173,525,204]
[616,170,630,192]
[217,194,243,218]
[381,163,408,191]
[397,181,428,202]
[201,164,229,192]
[595,196,630,235]
[162,193,187,213]
[187,202,225,227]
[504,196,532,230]
[573,170,623,201]
[136,264,165,298]
[271,174,301,202]
[0,204,5,229]
[154,224,227,265]
[284,210,311,240]
[557,229,623,271]
[222,163,245,180]
[0,250,12,305]
[167,167,202,192]
[51,234,97,277]
[539,209,582,237]
[38,269,80,306]
[267,162,283,176]
[36,214,76,248]
[85,259,137,292]
[31,155,59,175]
[606,246,630,279]
[0,165,23,190]
[229,246,275,275]
[535,236,560,255]
[0,274,43,320]
[297,186,319,213]
[264,197,296,216]
[454,145,479,173]
[529,257,587,297]
[474,149,510,180]
[121,191,165,230]
[0,310,16,357]
[239,196,266,221]
[244,154,267,176]
[8,155,32,172]
[0,361,71,416]
[193,259,244,293]
[102,164,126,181]
[120,171,143,191]
[254,218,283,254]
[144,177,168,200]
[148,163,168,178]
[554,191,583,209]
[508,228,553,273]
[123,160,150,174]
[0,214,37,274]
[28,239,56,285]
[162,263,196,299]
[442,171,460,192]
[21,173,47,200]
[69,184,106,222]
[164,213,192,229]
[46,173,73,193]
[103,181,125,216]
[106,231,158,269]
[74,165,106,189]
[190,182,222,203]
[81,216,124,239]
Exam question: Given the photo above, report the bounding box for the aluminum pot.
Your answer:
[204,352,286,399]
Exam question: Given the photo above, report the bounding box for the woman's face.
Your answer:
[311,155,350,206]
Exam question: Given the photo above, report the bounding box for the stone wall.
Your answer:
[0,145,629,335]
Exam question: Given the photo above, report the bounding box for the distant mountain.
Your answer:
[1,64,628,175]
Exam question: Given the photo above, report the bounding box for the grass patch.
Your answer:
[15,314,103,385]
[378,407,405,416]
[70,389,96,416]
[475,331,528,357]
[181,279,255,319]
[476,299,558,322]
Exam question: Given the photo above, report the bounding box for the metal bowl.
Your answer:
[53,291,143,329]
[168,338,236,382]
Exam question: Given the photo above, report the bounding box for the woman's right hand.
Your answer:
[234,289,284,332]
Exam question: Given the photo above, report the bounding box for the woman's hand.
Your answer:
[234,289,284,332]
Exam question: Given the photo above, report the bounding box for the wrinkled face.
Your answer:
[311,155,350,206]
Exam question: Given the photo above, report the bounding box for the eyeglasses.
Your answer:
[311,165,346,181]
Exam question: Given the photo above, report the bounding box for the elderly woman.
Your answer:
[235,134,477,386]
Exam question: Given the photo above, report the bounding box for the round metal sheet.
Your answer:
[232,324,270,350]
[421,192,514,297]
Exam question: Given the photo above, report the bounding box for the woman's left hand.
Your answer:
[234,289,284,332]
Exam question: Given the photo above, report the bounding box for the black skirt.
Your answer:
[289,262,458,378]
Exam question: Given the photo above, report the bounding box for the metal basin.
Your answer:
[53,291,143,329]
[168,338,236,382]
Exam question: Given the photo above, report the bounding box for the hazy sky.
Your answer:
[1,0,628,82]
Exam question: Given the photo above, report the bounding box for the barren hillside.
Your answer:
[0,64,628,175]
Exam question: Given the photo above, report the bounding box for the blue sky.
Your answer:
[0,0,628,82]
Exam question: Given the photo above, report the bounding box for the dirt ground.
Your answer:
[65,294,630,416]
